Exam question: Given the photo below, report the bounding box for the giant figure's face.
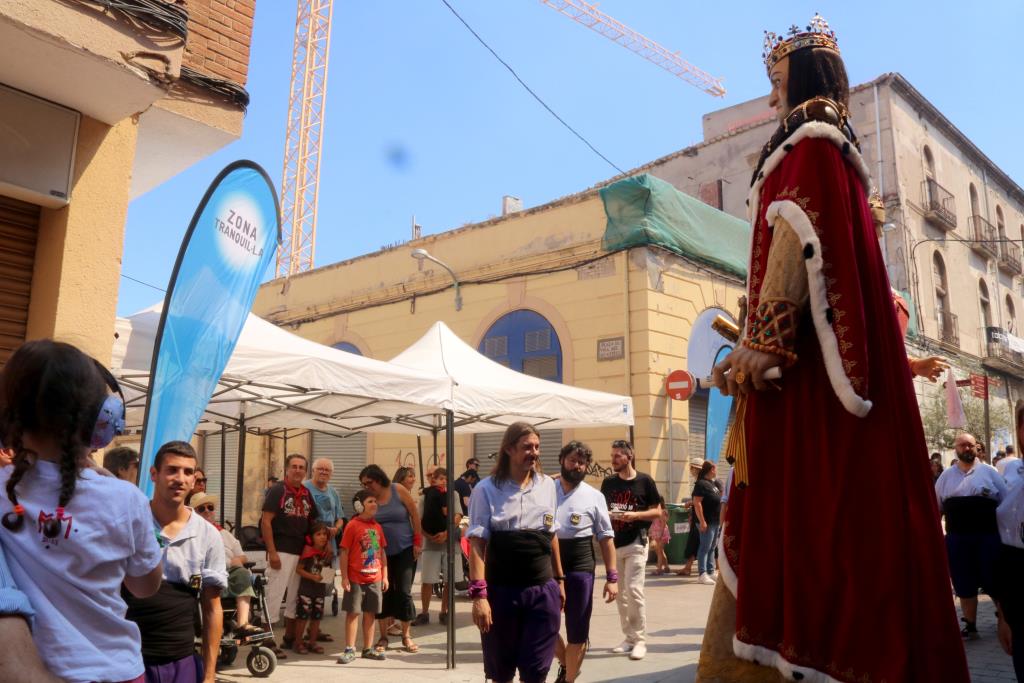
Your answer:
[768,56,791,122]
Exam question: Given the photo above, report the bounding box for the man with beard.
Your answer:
[125,441,226,683]
[936,432,1008,638]
[600,439,661,661]
[552,441,617,683]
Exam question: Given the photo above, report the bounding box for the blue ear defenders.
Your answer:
[91,363,126,450]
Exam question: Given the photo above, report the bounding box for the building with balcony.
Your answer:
[633,72,1024,450]
[0,0,255,364]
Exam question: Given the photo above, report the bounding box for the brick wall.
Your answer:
[182,0,255,86]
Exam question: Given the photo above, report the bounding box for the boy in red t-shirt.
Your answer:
[336,489,389,664]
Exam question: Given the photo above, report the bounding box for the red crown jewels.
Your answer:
[763,13,840,74]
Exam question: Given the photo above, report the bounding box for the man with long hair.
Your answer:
[699,14,969,681]
[467,422,566,683]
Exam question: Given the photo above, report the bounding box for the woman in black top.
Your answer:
[692,461,722,585]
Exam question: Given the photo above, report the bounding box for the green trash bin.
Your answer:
[664,504,691,565]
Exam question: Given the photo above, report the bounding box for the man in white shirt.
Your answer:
[935,432,1007,640]
[125,441,227,683]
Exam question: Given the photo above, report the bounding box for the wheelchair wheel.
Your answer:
[218,641,239,668]
[331,593,339,617]
[247,646,277,678]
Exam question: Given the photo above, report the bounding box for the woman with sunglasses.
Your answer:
[358,464,423,654]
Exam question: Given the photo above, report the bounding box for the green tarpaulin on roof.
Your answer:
[599,174,750,279]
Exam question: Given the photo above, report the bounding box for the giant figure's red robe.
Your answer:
[715,118,970,681]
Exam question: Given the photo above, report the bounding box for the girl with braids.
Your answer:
[0,340,163,683]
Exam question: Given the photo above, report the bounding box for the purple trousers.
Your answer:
[143,654,203,683]
[481,580,561,683]
[563,571,595,644]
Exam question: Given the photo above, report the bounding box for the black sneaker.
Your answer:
[439,611,448,625]
[412,612,430,626]
[960,618,979,640]
[553,663,567,683]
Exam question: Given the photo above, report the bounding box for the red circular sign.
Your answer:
[665,369,696,401]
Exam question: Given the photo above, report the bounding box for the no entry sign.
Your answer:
[666,369,696,401]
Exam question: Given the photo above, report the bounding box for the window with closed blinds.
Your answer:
[203,429,240,524]
[310,432,367,518]
[473,428,563,477]
[0,196,40,365]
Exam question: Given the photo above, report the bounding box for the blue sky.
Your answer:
[118,0,1024,315]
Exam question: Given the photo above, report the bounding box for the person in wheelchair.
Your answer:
[192,493,262,639]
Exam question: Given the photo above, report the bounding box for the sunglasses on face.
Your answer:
[196,504,215,513]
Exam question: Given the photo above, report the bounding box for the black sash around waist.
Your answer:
[486,530,553,586]
[124,581,199,664]
[558,536,596,574]
[943,495,999,535]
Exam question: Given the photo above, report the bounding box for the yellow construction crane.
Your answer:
[277,0,334,279]
[540,0,725,97]
[276,0,722,278]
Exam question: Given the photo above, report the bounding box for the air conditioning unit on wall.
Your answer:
[0,83,79,209]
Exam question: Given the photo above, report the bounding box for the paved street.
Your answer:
[217,570,1016,682]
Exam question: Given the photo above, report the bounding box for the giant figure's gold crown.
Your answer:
[763,14,840,74]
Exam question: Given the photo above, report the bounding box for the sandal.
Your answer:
[401,636,419,653]
[386,622,403,636]
[316,632,334,642]
[374,636,389,653]
[294,642,310,655]
[308,644,325,654]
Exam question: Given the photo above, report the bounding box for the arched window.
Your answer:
[980,279,992,329]
[933,252,948,316]
[969,183,980,218]
[923,146,937,207]
[923,146,935,180]
[997,205,1006,237]
[1006,295,1016,334]
[332,341,362,356]
[479,310,563,382]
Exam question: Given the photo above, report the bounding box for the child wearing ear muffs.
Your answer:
[0,340,164,683]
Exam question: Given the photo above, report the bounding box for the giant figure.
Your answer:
[698,15,970,682]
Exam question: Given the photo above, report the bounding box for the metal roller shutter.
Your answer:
[311,432,367,517]
[688,393,707,471]
[204,429,239,523]
[0,196,40,365]
[473,428,562,476]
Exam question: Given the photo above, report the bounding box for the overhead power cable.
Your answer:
[438,0,626,175]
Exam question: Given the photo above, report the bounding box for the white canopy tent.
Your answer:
[111,305,453,435]
[390,321,634,432]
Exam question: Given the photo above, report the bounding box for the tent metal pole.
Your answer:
[417,436,425,490]
[234,403,247,533]
[220,424,227,526]
[432,428,439,466]
[445,409,456,669]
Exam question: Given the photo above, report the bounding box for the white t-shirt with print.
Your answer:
[0,460,162,683]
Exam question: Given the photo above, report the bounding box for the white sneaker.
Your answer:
[698,573,716,585]
[629,641,647,660]
[611,640,634,654]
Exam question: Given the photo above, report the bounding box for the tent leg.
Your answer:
[432,429,439,466]
[220,424,227,526]
[417,436,425,490]
[234,407,247,533]
[445,410,456,669]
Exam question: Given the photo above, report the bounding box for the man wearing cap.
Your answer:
[192,493,262,639]
[676,458,705,577]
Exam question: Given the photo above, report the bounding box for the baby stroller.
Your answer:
[216,562,278,678]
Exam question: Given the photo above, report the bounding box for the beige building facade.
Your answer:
[252,184,748,509]
[0,0,255,365]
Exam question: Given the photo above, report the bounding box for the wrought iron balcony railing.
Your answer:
[922,179,957,231]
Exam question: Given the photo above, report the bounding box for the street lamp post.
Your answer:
[411,248,463,311]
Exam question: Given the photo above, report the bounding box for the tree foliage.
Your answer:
[920,388,1011,451]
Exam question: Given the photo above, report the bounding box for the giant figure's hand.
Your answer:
[909,356,949,383]
[712,345,784,395]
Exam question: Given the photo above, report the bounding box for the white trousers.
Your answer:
[264,551,301,623]
[615,540,648,644]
